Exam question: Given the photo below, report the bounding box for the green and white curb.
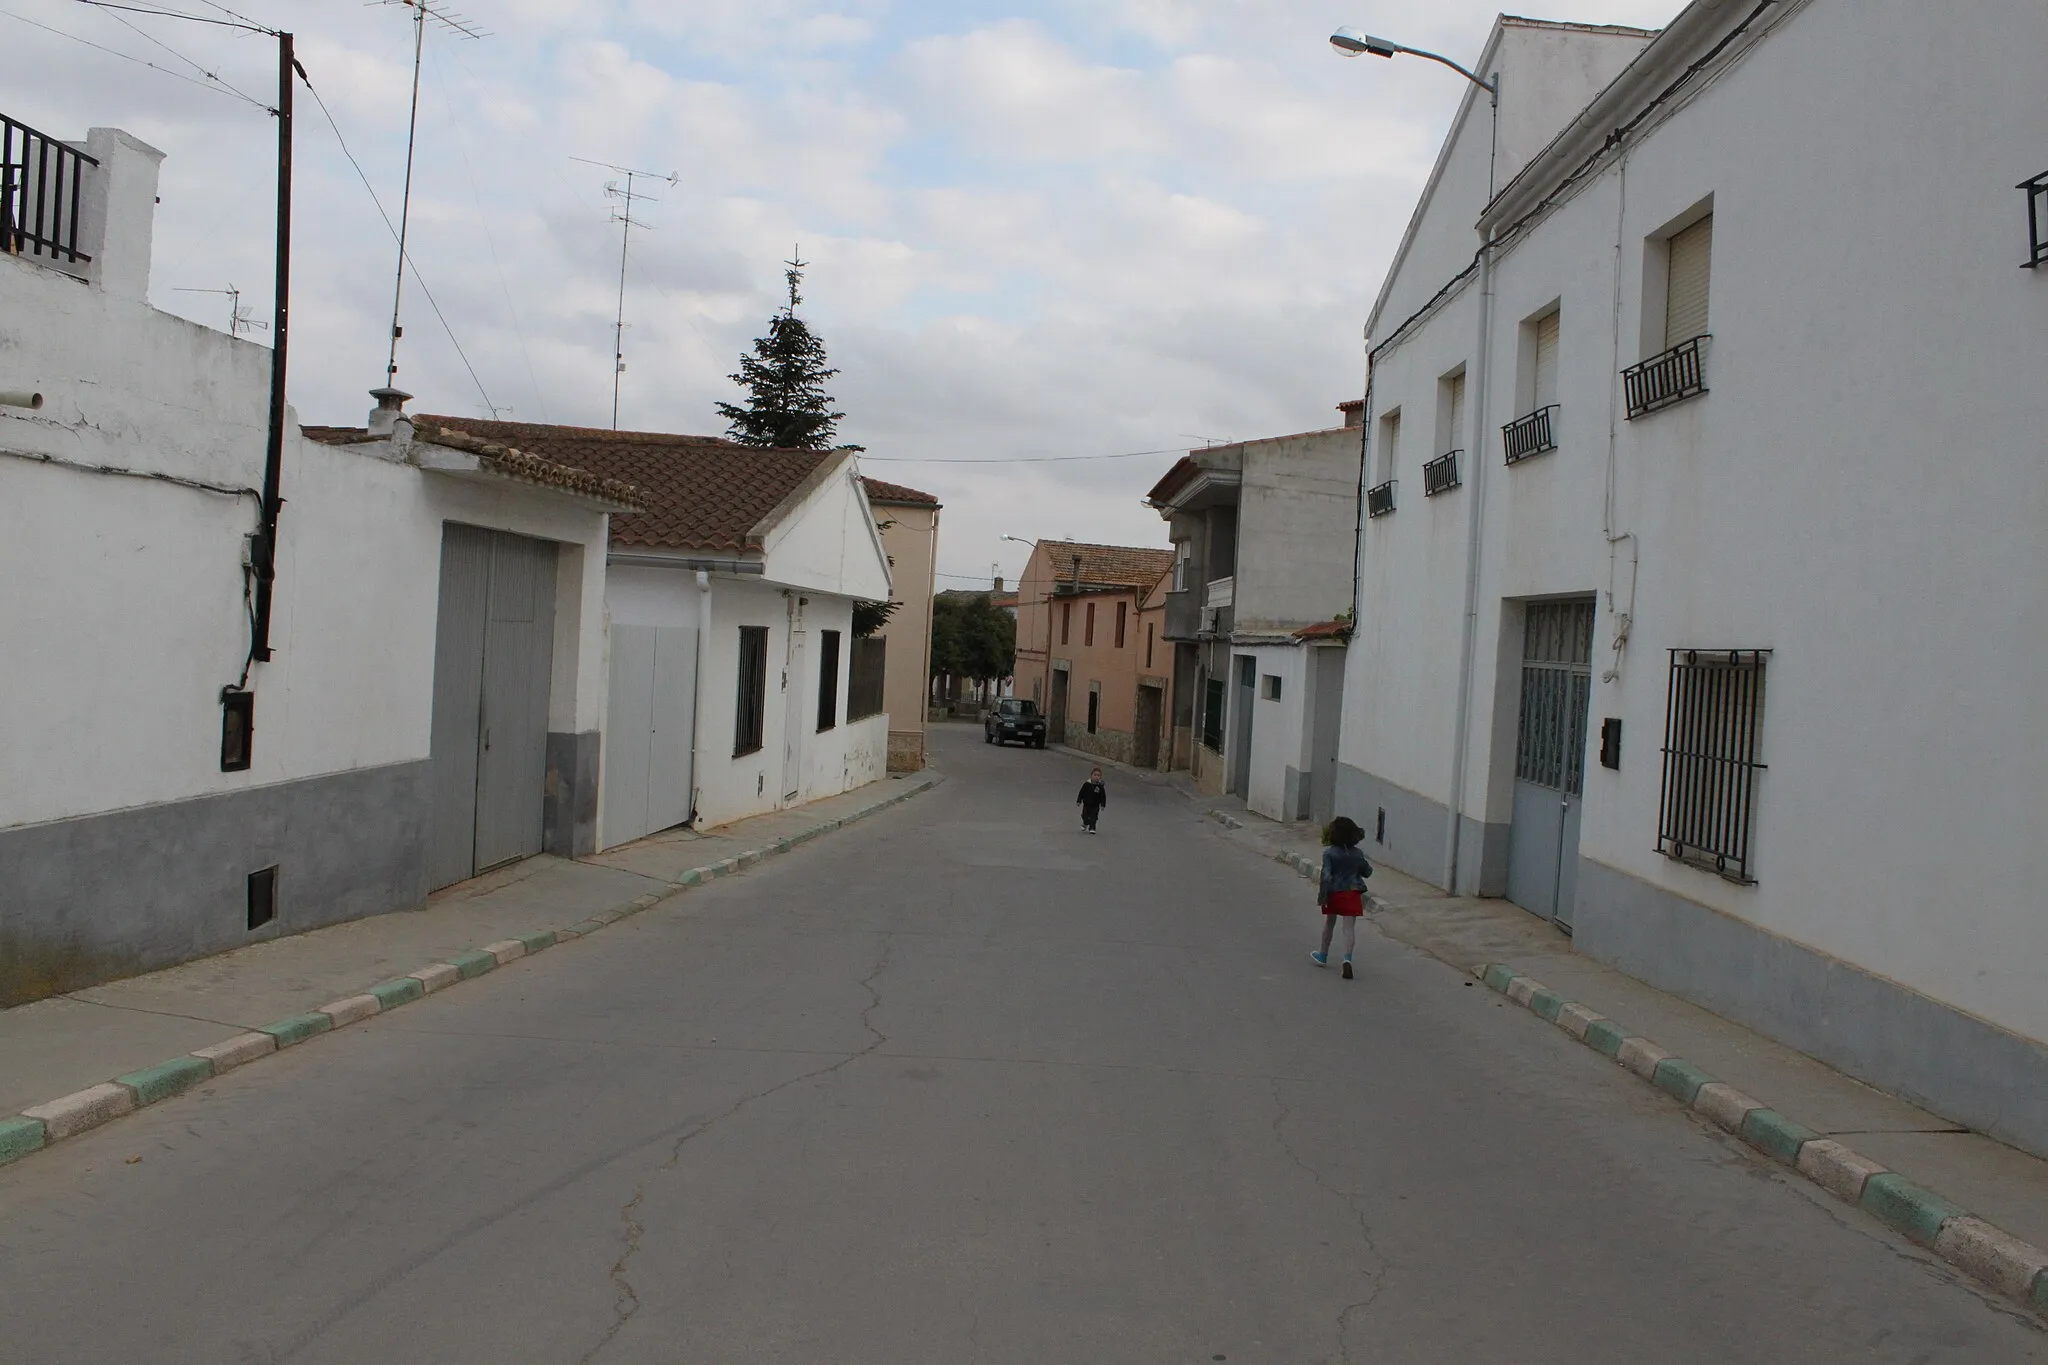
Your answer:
[0,772,942,1172]
[1474,961,2048,1320]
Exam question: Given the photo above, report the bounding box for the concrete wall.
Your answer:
[1243,645,1308,822]
[1233,428,1361,634]
[872,501,938,771]
[1341,0,2048,1151]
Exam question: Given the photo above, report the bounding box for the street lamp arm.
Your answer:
[1330,28,1496,96]
[1395,44,1496,95]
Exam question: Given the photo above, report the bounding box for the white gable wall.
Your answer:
[761,459,893,601]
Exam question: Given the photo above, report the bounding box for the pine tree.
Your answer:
[716,254,858,451]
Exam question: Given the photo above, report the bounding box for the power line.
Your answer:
[68,0,270,32]
[297,70,497,415]
[83,0,269,106]
[1,8,269,108]
[859,446,1188,465]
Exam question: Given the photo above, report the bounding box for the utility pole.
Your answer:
[253,29,297,663]
[571,157,677,429]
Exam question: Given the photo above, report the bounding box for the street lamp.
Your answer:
[1329,27,1497,94]
[1331,23,1499,898]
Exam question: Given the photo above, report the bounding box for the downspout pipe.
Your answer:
[251,31,296,663]
[687,568,712,825]
[1441,73,1501,896]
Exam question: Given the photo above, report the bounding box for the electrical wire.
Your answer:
[85,0,269,107]
[67,0,266,30]
[297,70,498,415]
[1,7,269,108]
[860,446,1188,465]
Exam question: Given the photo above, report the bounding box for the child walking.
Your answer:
[1312,816,1373,979]
[1076,768,1108,833]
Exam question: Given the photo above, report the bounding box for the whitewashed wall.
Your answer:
[1243,645,1308,822]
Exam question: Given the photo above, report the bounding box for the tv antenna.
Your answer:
[173,284,269,338]
[571,156,678,430]
[375,0,485,394]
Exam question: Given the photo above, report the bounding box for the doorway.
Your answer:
[602,624,697,848]
[427,525,559,891]
[1049,668,1070,743]
[782,630,807,803]
[1308,646,1346,825]
[1229,655,1255,798]
[1134,684,1162,768]
[1506,599,1595,928]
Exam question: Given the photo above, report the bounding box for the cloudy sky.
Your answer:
[7,0,1684,590]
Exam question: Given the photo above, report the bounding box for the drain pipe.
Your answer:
[1440,72,1501,896]
[687,568,712,824]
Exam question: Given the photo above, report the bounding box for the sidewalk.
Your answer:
[1201,793,2048,1317]
[0,771,941,1161]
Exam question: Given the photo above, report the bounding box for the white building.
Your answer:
[1338,2,2048,1154]
[1146,412,1362,821]
[0,122,628,1003]
[419,420,897,840]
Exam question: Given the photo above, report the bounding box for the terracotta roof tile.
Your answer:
[1294,618,1353,641]
[418,416,840,554]
[1040,540,1176,589]
[860,475,940,507]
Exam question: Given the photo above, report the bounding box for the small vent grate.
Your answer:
[247,866,278,930]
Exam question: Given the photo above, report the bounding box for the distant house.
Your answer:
[860,476,941,772]
[425,419,896,837]
[1013,541,1175,765]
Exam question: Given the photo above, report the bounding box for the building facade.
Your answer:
[862,477,941,772]
[1338,2,2048,1155]
[1012,541,1174,765]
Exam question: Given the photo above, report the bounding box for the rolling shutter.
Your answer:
[1533,310,1561,409]
[1664,215,1713,349]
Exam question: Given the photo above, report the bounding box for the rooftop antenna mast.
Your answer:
[571,157,678,430]
[375,0,485,398]
[173,284,270,338]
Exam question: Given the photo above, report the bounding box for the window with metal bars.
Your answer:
[734,626,768,756]
[1657,649,1768,884]
[1515,600,1595,795]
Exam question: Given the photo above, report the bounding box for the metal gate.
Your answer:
[602,624,697,848]
[1506,599,1594,928]
[427,525,558,891]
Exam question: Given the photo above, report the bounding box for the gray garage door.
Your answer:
[427,525,558,891]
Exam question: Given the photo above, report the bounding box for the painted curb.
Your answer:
[0,771,943,1173]
[1466,963,2048,1318]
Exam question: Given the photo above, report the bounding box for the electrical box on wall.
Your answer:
[1600,717,1622,770]
[220,689,254,771]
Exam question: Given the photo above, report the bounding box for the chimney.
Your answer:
[1338,398,1365,429]
[1071,554,1082,595]
[76,128,165,302]
[367,386,414,436]
[993,575,1004,594]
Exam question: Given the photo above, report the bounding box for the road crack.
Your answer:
[1270,1078,1390,1364]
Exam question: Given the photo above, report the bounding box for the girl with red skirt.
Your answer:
[1313,816,1373,979]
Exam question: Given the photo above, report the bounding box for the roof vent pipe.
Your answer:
[367,385,413,436]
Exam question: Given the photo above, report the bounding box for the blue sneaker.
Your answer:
[1310,951,1329,967]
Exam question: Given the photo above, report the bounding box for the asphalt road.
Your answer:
[3,726,2043,1363]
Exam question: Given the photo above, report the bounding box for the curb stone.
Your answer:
[0,770,943,1173]
[1467,963,2048,1319]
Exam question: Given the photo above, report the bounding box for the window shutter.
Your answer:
[1533,310,1560,408]
[1446,373,1466,454]
[1664,215,1713,349]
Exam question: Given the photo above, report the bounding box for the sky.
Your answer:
[5,0,1687,592]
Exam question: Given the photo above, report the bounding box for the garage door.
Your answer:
[602,624,698,848]
[427,525,558,891]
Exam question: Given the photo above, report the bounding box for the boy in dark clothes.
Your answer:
[1076,768,1107,833]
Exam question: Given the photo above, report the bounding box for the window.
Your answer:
[734,626,769,755]
[1436,368,1466,459]
[1172,542,1191,592]
[1146,623,1155,669]
[1261,674,1282,701]
[1202,679,1225,751]
[1086,683,1100,734]
[1061,601,1071,645]
[1657,648,1768,884]
[816,629,841,732]
[1237,656,1256,687]
[848,636,886,720]
[1115,601,1127,648]
[1085,601,1096,646]
[1375,408,1401,485]
[1664,214,1713,349]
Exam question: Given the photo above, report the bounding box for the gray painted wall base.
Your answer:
[0,762,430,1007]
[545,730,600,858]
[1333,762,1510,897]
[1575,857,2048,1162]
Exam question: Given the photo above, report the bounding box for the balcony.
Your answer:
[1502,405,1558,465]
[1366,481,1396,518]
[2024,170,2048,268]
[2,113,97,280]
[1622,336,1709,419]
[1203,576,1234,610]
[1423,450,1461,496]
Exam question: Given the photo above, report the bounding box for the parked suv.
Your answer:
[985,697,1047,748]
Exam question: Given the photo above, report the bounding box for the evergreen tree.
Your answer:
[717,255,858,451]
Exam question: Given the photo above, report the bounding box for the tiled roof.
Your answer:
[860,475,940,507]
[418,417,840,554]
[1294,618,1353,641]
[301,419,649,509]
[1039,540,1175,589]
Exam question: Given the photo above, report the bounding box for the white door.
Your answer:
[782,630,807,803]
[603,624,698,848]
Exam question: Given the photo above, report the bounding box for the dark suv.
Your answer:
[984,697,1047,748]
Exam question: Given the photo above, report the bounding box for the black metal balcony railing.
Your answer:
[1365,480,1396,518]
[1502,405,1558,464]
[2023,171,2048,269]
[1623,335,1710,419]
[2,114,97,268]
[1423,450,1461,496]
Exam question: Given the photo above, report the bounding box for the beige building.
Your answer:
[1014,541,1175,766]
[862,477,941,772]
